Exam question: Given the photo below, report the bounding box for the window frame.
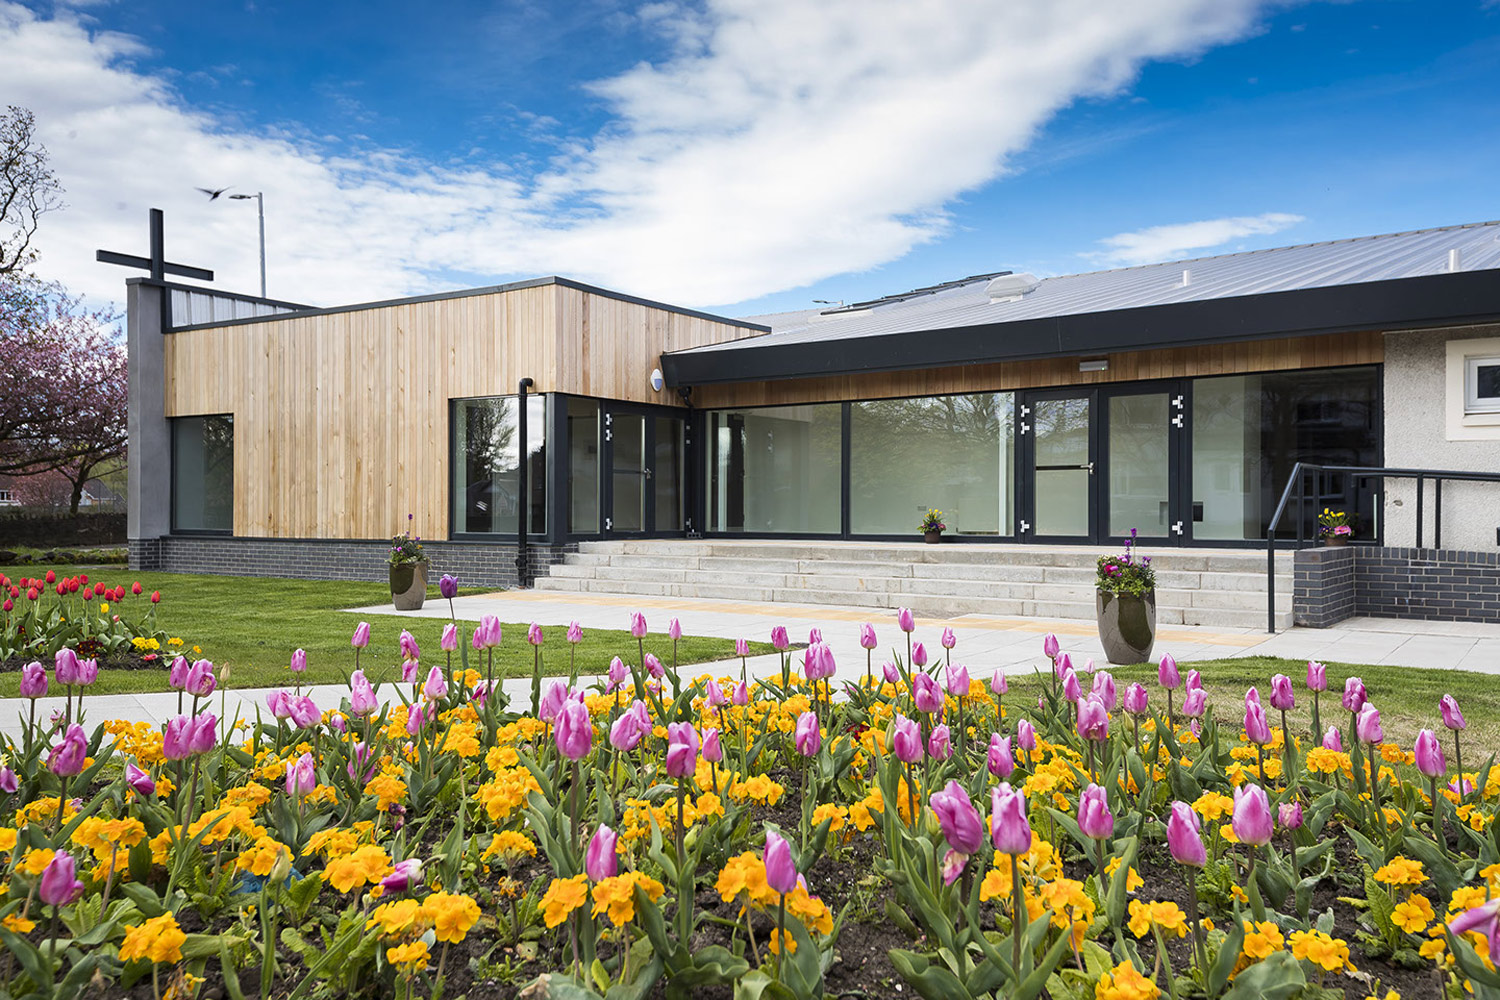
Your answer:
[1464,354,1500,415]
[170,413,235,535]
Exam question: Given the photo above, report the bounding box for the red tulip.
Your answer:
[45,570,56,584]
[150,591,161,603]
[132,581,142,595]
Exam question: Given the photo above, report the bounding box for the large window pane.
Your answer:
[1108,394,1169,537]
[1033,397,1091,537]
[567,398,600,534]
[451,395,546,535]
[850,393,1014,535]
[707,404,841,533]
[654,416,684,532]
[1192,368,1379,541]
[172,415,234,532]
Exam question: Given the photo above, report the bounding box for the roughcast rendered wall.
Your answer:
[1383,325,1500,551]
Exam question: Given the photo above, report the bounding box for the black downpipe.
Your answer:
[516,378,534,586]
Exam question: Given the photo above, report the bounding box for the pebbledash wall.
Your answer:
[129,537,577,589]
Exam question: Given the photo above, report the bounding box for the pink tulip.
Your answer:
[1342,677,1366,713]
[808,627,822,645]
[1278,800,1304,830]
[928,723,952,760]
[381,859,423,893]
[607,656,628,693]
[641,652,663,679]
[882,661,899,684]
[1016,718,1036,752]
[987,733,1015,778]
[1449,897,1500,955]
[19,662,47,699]
[770,626,790,650]
[1244,686,1262,708]
[290,648,307,674]
[705,678,727,708]
[1061,668,1082,704]
[555,700,592,760]
[399,630,420,663]
[568,620,584,644]
[911,642,928,668]
[989,783,1031,855]
[349,670,378,716]
[629,612,647,638]
[163,716,193,760]
[735,638,750,657]
[184,660,215,698]
[941,627,957,650]
[1042,633,1060,660]
[1441,695,1467,731]
[401,659,419,684]
[1322,725,1343,751]
[286,752,317,797]
[912,673,943,713]
[1244,701,1272,745]
[609,708,645,752]
[586,826,618,881]
[1077,695,1109,742]
[1231,784,1274,846]
[1077,784,1114,840]
[1056,652,1072,679]
[892,715,924,763]
[1091,671,1117,712]
[1415,729,1446,777]
[764,829,799,894]
[804,642,836,681]
[1356,703,1383,744]
[126,763,156,797]
[794,712,821,756]
[1269,674,1295,711]
[1158,653,1180,690]
[0,768,14,794]
[1182,687,1208,719]
[945,664,969,697]
[54,647,81,686]
[702,728,723,763]
[289,696,320,729]
[1123,682,1148,716]
[76,659,98,687]
[732,681,750,705]
[859,623,877,649]
[351,622,371,648]
[897,608,915,633]
[47,724,88,776]
[930,779,983,855]
[423,665,448,701]
[990,668,1008,695]
[665,722,699,778]
[188,713,218,755]
[1305,660,1326,691]
[1186,669,1203,692]
[479,615,502,648]
[1166,801,1206,867]
[39,850,84,906]
[441,623,458,652]
[527,622,545,646]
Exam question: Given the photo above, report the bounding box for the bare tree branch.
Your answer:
[0,106,64,275]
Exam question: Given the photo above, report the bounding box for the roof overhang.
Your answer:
[663,269,1500,387]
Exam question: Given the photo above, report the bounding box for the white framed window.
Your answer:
[1466,354,1500,414]
[0,490,11,503]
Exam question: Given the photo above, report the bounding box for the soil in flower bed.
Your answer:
[0,650,166,673]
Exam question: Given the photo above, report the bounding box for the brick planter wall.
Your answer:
[129,535,576,589]
[1294,546,1500,627]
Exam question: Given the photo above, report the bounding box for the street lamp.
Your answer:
[228,192,266,298]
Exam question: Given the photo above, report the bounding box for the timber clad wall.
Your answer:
[691,330,1385,407]
[163,283,757,542]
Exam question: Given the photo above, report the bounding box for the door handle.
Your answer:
[643,468,653,480]
[1086,462,1095,475]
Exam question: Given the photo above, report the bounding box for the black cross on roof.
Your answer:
[95,208,214,282]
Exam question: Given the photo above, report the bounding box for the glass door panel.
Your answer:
[1033,397,1092,537]
[1107,394,1170,537]
[654,416,684,532]
[610,413,647,532]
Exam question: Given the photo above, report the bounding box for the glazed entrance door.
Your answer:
[1024,392,1095,540]
[603,407,685,536]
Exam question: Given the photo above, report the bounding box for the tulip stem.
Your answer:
[1367,741,1382,825]
[1151,924,1180,1000]
[1093,837,1108,897]
[1454,730,1465,805]
[1310,690,1321,742]
[1430,774,1446,851]
[775,892,787,984]
[1184,870,1206,972]
[675,780,685,862]
[1279,708,1293,786]
[1010,852,1025,974]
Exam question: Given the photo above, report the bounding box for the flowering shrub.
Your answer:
[1096,529,1156,597]
[388,513,426,566]
[0,598,1497,999]
[0,568,169,663]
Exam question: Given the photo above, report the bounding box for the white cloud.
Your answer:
[0,0,1276,308]
[1086,212,1306,267]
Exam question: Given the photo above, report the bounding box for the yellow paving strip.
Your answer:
[469,591,1262,648]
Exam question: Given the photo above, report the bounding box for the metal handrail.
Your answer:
[1266,463,1500,633]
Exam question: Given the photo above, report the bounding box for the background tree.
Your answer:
[0,106,63,275]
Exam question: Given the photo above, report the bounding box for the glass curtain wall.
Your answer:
[171,415,234,532]
[1192,367,1379,540]
[450,394,547,535]
[567,398,600,534]
[707,404,841,533]
[849,393,1014,534]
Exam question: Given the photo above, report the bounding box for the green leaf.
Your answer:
[1207,916,1246,994]
[1105,836,1139,930]
[1222,950,1306,1000]
[889,949,976,1000]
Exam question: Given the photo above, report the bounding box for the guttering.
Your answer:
[662,269,1500,387]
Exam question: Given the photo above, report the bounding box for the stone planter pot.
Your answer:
[389,561,429,611]
[1096,589,1156,665]
[1323,534,1349,547]
[923,530,943,544]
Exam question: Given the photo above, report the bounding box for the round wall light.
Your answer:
[650,368,664,392]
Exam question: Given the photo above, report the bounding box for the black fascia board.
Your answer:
[662,268,1500,387]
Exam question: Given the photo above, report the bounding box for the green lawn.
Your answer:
[1002,655,1498,756]
[0,565,773,696]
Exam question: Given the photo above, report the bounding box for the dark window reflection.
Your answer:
[172,415,234,532]
[452,395,546,534]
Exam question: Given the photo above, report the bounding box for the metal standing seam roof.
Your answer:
[688,220,1500,353]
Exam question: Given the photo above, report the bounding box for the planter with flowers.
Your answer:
[1095,529,1156,664]
[388,515,429,610]
[919,508,946,544]
[1318,508,1354,547]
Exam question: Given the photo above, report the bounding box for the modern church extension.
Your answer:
[118,216,1500,629]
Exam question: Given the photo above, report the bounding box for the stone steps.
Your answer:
[533,540,1293,629]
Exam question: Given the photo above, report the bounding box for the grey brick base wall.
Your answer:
[129,535,576,589]
[1293,547,1355,627]
[1294,546,1500,627]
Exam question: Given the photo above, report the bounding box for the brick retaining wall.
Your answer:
[129,535,575,589]
[1294,546,1500,627]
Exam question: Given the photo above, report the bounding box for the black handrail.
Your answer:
[1266,464,1500,633]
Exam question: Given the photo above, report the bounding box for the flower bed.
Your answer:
[1,603,1498,1000]
[0,570,175,673]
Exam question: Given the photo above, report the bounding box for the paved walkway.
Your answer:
[5,592,1496,739]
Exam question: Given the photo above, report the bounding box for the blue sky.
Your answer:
[4,1,1499,315]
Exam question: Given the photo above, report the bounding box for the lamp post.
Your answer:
[228,192,266,298]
